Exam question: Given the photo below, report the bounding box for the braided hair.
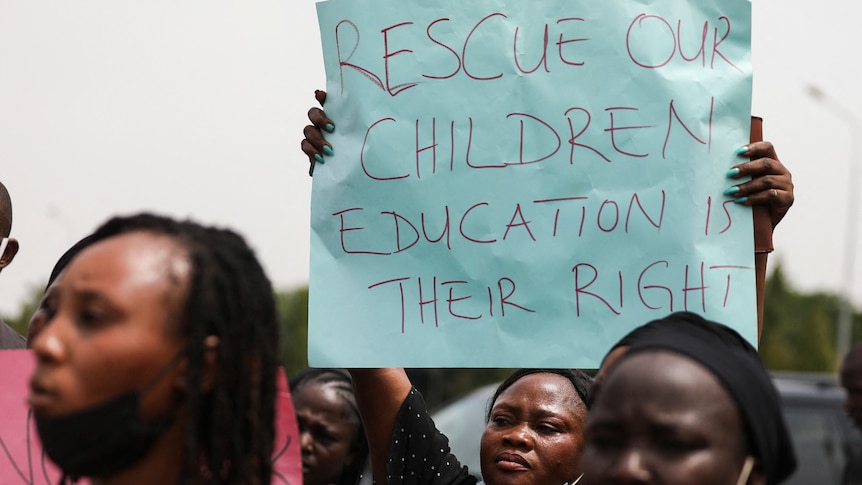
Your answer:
[290,368,368,485]
[81,213,279,484]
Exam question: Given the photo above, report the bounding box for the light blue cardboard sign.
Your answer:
[310,0,753,368]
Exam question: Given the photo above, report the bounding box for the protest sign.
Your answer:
[310,0,754,367]
[0,351,301,484]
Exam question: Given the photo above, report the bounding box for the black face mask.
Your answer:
[34,355,182,479]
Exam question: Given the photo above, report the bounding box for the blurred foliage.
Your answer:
[2,283,44,338]
[277,286,309,378]
[759,262,853,373]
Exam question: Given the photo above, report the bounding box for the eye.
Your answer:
[656,436,703,455]
[490,414,512,427]
[314,430,337,446]
[535,422,562,435]
[37,294,59,323]
[585,429,623,452]
[77,306,113,328]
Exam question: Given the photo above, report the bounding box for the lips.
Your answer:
[495,451,530,471]
[27,378,58,412]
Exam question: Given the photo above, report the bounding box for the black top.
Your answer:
[0,318,25,349]
[383,388,478,485]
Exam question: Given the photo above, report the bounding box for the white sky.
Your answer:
[0,0,859,320]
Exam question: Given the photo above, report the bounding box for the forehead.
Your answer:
[594,351,738,422]
[62,231,190,301]
[494,373,582,414]
[293,381,357,421]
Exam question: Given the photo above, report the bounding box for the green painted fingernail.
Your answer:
[325,123,335,133]
[314,154,325,164]
[734,145,749,155]
[733,196,749,204]
[723,186,740,196]
[726,168,740,177]
[323,145,334,156]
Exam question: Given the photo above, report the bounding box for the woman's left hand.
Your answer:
[726,141,794,229]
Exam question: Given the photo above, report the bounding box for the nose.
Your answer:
[30,314,67,365]
[501,422,533,449]
[300,429,315,454]
[607,448,651,484]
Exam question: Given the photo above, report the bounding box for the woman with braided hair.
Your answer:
[291,368,369,485]
[27,213,280,484]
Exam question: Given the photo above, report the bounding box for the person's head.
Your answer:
[840,341,862,430]
[28,213,279,484]
[581,312,796,485]
[0,181,19,273]
[27,234,98,344]
[290,368,366,485]
[480,368,592,485]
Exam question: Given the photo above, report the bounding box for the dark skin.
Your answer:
[293,381,359,485]
[582,351,764,485]
[349,368,588,485]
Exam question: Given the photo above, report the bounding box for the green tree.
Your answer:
[760,262,850,372]
[1,284,45,339]
[276,286,309,378]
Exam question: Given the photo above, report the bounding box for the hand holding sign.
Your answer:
[309,0,761,368]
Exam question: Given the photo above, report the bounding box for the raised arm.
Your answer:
[348,368,413,484]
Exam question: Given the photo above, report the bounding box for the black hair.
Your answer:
[45,234,98,290]
[62,213,279,484]
[290,368,368,485]
[486,368,593,422]
[0,181,12,237]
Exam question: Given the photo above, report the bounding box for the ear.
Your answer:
[0,238,19,270]
[173,335,220,393]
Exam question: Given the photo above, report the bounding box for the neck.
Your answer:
[92,418,188,485]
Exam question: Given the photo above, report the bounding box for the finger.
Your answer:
[738,140,778,161]
[303,124,331,153]
[307,107,335,133]
[732,187,794,221]
[728,157,790,181]
[731,169,793,196]
[301,138,322,160]
[315,89,327,106]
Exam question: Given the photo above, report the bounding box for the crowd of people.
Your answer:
[0,25,854,485]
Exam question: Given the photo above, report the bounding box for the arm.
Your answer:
[349,368,413,484]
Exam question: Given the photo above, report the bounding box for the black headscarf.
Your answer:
[617,311,797,485]
[45,234,98,289]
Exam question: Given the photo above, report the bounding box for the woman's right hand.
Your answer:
[301,90,335,176]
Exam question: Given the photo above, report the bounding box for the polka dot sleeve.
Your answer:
[384,388,478,485]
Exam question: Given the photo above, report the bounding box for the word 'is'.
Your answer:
[333,191,738,255]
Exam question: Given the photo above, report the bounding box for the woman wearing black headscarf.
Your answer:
[582,312,796,485]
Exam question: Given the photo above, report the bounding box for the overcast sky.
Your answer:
[0,0,859,322]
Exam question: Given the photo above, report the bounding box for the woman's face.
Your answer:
[480,373,586,485]
[28,278,61,345]
[293,381,358,485]
[28,231,189,421]
[581,351,761,485]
